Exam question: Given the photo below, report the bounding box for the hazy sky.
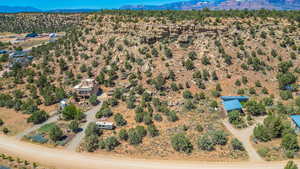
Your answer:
[0,0,183,9]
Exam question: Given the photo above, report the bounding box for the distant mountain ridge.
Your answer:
[0,6,41,13]
[121,0,300,10]
[0,6,99,13]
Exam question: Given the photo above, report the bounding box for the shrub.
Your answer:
[246,100,266,116]
[167,111,178,122]
[154,114,162,122]
[49,125,63,142]
[183,90,193,99]
[62,104,84,120]
[196,124,203,132]
[136,126,147,137]
[128,128,143,145]
[89,94,98,106]
[284,161,298,169]
[253,124,271,142]
[171,133,193,153]
[114,113,127,126]
[85,122,100,137]
[84,135,99,152]
[96,107,113,118]
[104,136,119,151]
[257,147,269,157]
[280,90,293,100]
[119,129,128,141]
[282,133,299,152]
[2,127,9,134]
[143,113,153,125]
[198,134,215,151]
[231,138,244,151]
[147,124,159,137]
[0,119,3,126]
[211,130,228,145]
[228,110,242,125]
[27,110,48,124]
[68,120,79,133]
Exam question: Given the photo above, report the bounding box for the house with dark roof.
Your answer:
[26,32,38,38]
[0,50,7,54]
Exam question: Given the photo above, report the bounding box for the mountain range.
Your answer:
[0,6,99,13]
[121,0,300,10]
[0,0,299,13]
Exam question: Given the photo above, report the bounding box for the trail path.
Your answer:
[222,117,265,162]
[66,93,106,151]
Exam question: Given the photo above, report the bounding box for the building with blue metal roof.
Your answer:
[222,99,243,112]
[290,115,300,133]
[220,96,249,102]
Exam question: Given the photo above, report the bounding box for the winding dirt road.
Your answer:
[0,135,296,169]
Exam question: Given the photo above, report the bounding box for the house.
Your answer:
[223,99,243,112]
[49,33,57,38]
[26,32,38,38]
[220,96,249,102]
[221,96,249,112]
[9,51,27,59]
[0,50,7,54]
[95,121,114,130]
[290,115,300,133]
[74,79,98,98]
[8,51,33,68]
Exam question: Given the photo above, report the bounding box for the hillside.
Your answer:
[0,10,300,161]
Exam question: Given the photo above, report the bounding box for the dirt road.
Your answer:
[65,103,103,151]
[0,136,293,169]
[222,120,263,162]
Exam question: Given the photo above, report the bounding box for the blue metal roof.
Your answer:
[221,96,249,102]
[291,115,300,128]
[223,99,242,111]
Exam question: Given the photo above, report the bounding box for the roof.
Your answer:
[26,32,38,38]
[221,96,249,102]
[96,121,113,126]
[291,115,300,128]
[0,50,7,54]
[223,99,242,111]
[74,79,96,90]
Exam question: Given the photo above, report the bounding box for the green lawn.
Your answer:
[38,123,56,134]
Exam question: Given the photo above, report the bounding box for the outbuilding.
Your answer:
[290,115,300,133]
[221,96,249,113]
[222,99,243,112]
[95,121,114,130]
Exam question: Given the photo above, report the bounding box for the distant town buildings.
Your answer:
[8,51,33,68]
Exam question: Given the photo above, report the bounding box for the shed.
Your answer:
[59,99,68,110]
[221,96,249,102]
[291,115,300,132]
[223,99,242,112]
[95,121,114,130]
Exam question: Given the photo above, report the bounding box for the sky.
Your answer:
[0,0,183,9]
